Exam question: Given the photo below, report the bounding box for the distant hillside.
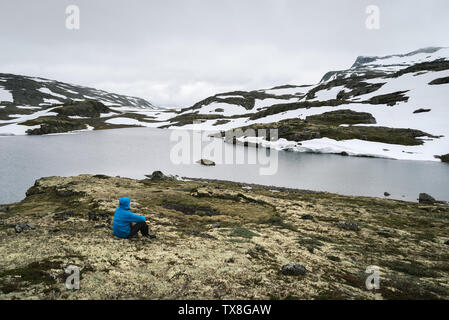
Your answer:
[0,74,177,135]
[161,47,449,163]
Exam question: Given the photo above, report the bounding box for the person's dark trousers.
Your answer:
[128,221,149,238]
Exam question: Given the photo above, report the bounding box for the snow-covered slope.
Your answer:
[164,47,449,162]
[0,73,176,135]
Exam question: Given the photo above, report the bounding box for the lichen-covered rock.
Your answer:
[419,193,436,204]
[281,264,307,276]
[338,221,359,231]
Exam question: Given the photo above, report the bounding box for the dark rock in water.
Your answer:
[301,214,314,220]
[196,159,216,166]
[145,170,174,181]
[14,224,35,233]
[281,264,307,276]
[384,192,391,197]
[413,108,431,114]
[53,210,75,221]
[419,193,436,204]
[338,221,359,231]
[435,154,449,163]
[340,151,349,156]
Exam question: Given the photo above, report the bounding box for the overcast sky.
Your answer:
[1,0,448,108]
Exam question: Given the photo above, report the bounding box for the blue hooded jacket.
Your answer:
[112,197,146,238]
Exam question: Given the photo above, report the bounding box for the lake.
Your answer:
[1,127,449,204]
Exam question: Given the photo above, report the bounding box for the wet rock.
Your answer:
[280,264,307,276]
[196,159,216,166]
[53,210,75,221]
[301,214,314,220]
[338,221,359,231]
[384,192,391,197]
[419,193,436,204]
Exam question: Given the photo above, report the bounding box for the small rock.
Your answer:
[49,228,61,233]
[196,159,216,166]
[14,224,35,233]
[0,205,9,212]
[145,170,170,181]
[301,214,314,220]
[225,258,235,263]
[255,244,269,253]
[445,240,449,245]
[94,224,107,229]
[212,222,221,228]
[384,192,391,197]
[281,264,307,276]
[413,108,431,114]
[338,221,359,231]
[419,193,436,204]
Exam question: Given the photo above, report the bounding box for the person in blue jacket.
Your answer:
[112,197,156,239]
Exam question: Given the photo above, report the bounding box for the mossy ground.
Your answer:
[1,175,448,300]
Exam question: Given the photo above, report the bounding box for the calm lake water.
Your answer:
[1,127,449,204]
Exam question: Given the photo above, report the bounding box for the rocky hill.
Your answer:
[162,47,449,163]
[0,74,176,135]
[0,174,448,299]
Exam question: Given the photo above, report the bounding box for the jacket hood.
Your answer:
[119,197,131,210]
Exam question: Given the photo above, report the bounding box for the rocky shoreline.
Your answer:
[1,173,449,299]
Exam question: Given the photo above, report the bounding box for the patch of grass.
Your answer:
[0,259,63,294]
[384,260,439,278]
[229,227,259,239]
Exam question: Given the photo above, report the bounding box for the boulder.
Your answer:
[281,264,307,276]
[196,159,216,166]
[384,192,391,197]
[418,193,436,204]
[145,170,175,181]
